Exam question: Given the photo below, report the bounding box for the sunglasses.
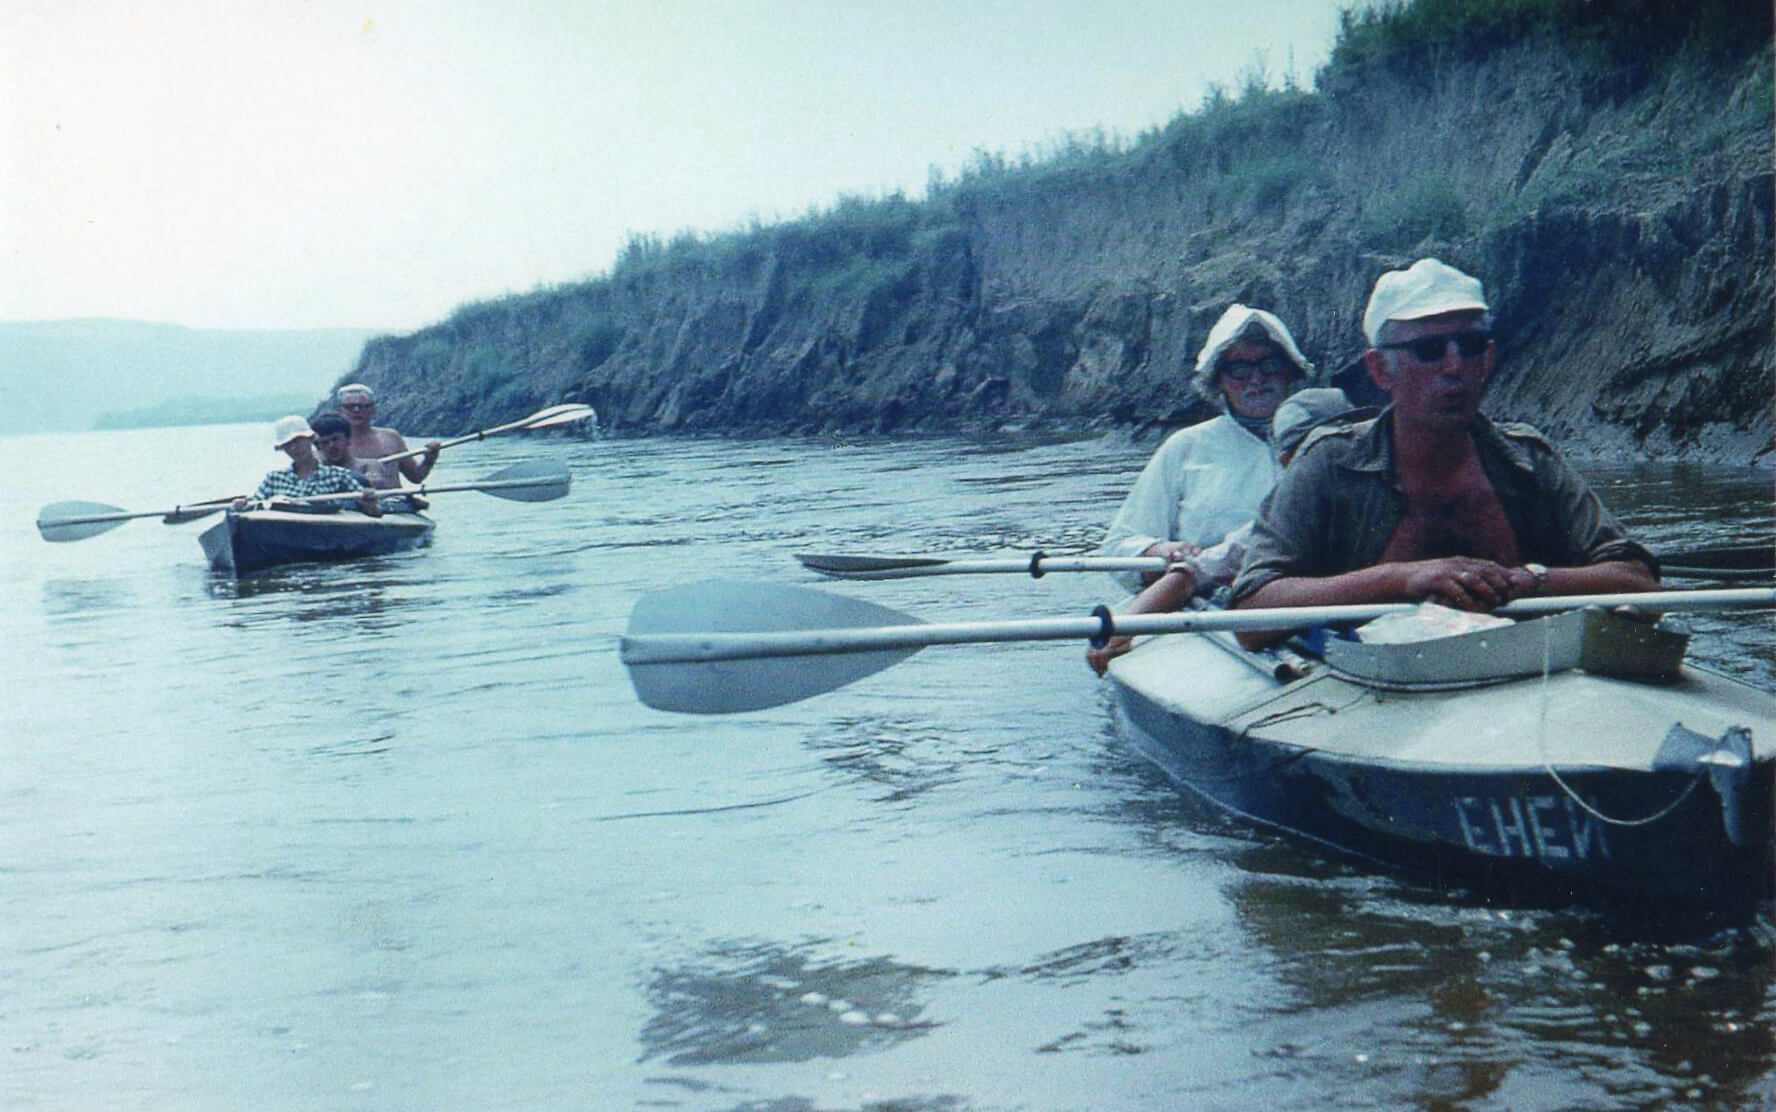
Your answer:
[1377,331,1492,364]
[340,401,374,411]
[1219,355,1293,384]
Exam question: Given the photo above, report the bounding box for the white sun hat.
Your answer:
[1362,258,1489,346]
[1190,304,1313,400]
[272,415,316,448]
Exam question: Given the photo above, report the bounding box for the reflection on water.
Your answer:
[2,426,1771,1110]
[1224,870,1776,1110]
[640,942,947,1066]
[40,577,141,618]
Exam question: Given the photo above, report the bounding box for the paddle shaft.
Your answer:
[801,545,1772,581]
[620,587,1775,665]
[376,404,594,465]
[802,553,1168,579]
[41,498,237,529]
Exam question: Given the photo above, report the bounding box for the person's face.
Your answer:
[339,396,375,428]
[280,436,318,465]
[316,432,351,466]
[1364,311,1494,429]
[1216,340,1294,419]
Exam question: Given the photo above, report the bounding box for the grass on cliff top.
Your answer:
[422,0,1770,361]
[1329,0,1769,76]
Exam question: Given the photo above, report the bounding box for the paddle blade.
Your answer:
[522,404,596,430]
[476,461,572,502]
[622,580,922,713]
[795,552,949,574]
[36,501,131,542]
[1660,543,1773,577]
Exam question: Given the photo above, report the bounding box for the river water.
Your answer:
[3,423,1772,1111]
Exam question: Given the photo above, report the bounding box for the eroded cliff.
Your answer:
[346,8,1774,464]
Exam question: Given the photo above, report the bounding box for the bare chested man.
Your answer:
[1229,258,1657,647]
[335,383,442,490]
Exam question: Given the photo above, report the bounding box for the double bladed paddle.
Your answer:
[797,543,1776,583]
[374,403,595,465]
[36,461,571,543]
[620,581,1776,714]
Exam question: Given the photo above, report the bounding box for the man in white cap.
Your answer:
[231,416,382,515]
[1099,303,1315,592]
[335,383,442,490]
[1228,258,1657,644]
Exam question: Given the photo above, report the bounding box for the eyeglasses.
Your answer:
[1219,355,1293,384]
[1376,331,1491,364]
[340,401,374,411]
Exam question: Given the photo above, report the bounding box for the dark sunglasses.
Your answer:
[1219,355,1293,383]
[1377,331,1492,364]
[340,401,375,411]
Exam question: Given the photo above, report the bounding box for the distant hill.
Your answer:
[0,319,383,434]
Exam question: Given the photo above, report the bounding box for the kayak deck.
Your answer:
[1106,610,1775,911]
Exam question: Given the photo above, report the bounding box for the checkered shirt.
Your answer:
[252,464,370,502]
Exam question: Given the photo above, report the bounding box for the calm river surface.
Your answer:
[3,423,1772,1111]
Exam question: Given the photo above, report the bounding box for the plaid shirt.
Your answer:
[252,463,370,502]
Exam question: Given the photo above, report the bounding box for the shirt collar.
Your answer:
[1337,406,1536,479]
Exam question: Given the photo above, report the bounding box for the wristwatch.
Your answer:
[1522,562,1549,593]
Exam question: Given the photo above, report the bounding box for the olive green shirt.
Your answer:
[1229,408,1657,604]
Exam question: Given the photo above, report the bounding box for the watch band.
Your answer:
[1522,562,1549,593]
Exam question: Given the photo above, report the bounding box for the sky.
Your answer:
[2,0,1350,334]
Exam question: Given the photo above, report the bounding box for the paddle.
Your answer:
[269,460,572,507]
[797,542,1775,582]
[39,496,241,542]
[375,403,596,465]
[620,581,1775,713]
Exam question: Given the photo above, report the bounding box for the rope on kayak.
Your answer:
[1533,612,1704,827]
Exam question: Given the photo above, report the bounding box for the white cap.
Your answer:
[336,382,375,401]
[272,415,316,448]
[1190,304,1313,400]
[1362,258,1488,346]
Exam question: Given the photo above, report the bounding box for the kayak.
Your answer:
[1106,606,1774,915]
[198,507,435,576]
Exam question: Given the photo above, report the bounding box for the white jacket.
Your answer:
[1099,415,1279,591]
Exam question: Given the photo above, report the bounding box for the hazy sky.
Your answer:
[3,1,1349,333]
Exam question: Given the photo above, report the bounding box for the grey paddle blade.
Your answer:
[36,501,131,542]
[622,579,922,713]
[477,460,572,502]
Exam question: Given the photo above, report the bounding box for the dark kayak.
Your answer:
[199,507,435,576]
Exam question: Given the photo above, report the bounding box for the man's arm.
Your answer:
[398,439,442,483]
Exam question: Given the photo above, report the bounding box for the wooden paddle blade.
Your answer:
[795,552,950,573]
[1660,565,1771,584]
[1660,543,1774,575]
[36,501,132,542]
[622,580,922,713]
